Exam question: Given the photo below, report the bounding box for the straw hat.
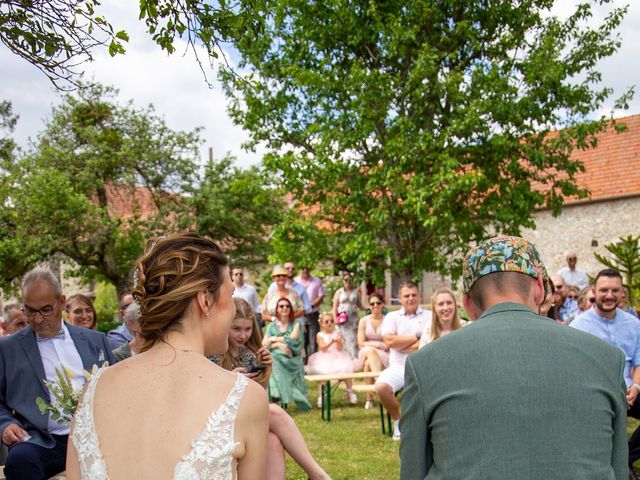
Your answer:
[271,265,289,277]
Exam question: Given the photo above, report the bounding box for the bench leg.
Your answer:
[326,381,331,422]
[379,402,386,435]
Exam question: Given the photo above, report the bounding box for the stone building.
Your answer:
[524,114,640,278]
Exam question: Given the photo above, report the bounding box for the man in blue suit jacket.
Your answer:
[0,269,114,480]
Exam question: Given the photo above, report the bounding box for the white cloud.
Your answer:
[1,0,638,167]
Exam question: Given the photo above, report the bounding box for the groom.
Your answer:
[0,269,113,480]
[400,236,629,479]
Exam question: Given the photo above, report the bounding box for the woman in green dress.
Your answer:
[263,297,312,411]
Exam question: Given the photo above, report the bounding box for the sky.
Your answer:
[1,0,639,169]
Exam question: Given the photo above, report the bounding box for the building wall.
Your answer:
[523,196,640,279]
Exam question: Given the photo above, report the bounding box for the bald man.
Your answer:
[557,252,589,289]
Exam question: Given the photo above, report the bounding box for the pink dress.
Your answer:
[305,331,357,375]
[357,315,390,368]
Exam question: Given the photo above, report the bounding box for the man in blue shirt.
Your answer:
[571,268,640,475]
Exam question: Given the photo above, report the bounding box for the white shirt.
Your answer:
[232,283,261,313]
[381,307,432,367]
[36,322,86,435]
[557,266,590,289]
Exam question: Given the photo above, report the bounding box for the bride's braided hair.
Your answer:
[132,233,228,352]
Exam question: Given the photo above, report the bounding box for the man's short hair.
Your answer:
[594,268,622,285]
[22,269,62,298]
[468,272,534,312]
[3,303,20,317]
[398,280,418,292]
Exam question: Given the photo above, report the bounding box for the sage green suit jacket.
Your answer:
[400,302,628,480]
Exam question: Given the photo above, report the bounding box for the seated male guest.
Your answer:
[400,236,628,480]
[112,303,142,363]
[0,269,114,480]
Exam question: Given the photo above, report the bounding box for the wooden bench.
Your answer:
[305,371,380,422]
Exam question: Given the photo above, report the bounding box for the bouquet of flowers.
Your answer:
[36,363,105,425]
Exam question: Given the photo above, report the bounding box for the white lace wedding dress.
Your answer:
[72,367,248,479]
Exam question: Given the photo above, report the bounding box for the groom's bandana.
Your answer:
[463,236,550,296]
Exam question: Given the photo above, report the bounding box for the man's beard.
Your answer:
[596,298,619,313]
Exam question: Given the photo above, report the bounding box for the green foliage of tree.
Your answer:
[221,0,633,281]
[183,155,285,266]
[0,84,201,294]
[595,235,640,305]
[0,0,128,88]
[93,280,118,328]
[269,212,330,270]
[0,86,285,294]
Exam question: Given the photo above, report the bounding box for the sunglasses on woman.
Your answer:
[277,304,291,309]
[370,301,382,306]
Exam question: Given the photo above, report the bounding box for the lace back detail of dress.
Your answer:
[173,374,249,480]
[72,369,248,480]
[72,366,110,480]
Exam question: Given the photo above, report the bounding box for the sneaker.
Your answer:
[364,400,373,410]
[317,396,323,408]
[348,392,358,405]
[392,420,401,441]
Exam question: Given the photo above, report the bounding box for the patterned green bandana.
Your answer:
[463,236,550,296]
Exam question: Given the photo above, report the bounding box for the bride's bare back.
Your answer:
[93,349,263,479]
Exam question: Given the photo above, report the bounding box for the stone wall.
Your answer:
[523,196,640,278]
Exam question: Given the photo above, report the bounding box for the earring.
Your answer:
[206,309,211,320]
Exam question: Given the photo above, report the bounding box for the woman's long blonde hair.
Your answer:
[430,287,462,342]
[219,298,271,384]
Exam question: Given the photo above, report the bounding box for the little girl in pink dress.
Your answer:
[305,313,359,406]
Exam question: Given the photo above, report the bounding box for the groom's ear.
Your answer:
[462,295,479,321]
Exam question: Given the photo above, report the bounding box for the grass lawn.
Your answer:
[282,381,399,479]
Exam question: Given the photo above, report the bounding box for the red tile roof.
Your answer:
[104,184,159,219]
[567,114,640,203]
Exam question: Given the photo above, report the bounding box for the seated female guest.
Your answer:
[65,293,97,330]
[419,287,464,347]
[263,297,312,411]
[357,293,389,409]
[212,299,331,480]
[577,285,595,313]
[67,233,269,479]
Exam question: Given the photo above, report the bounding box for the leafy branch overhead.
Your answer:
[0,0,129,89]
[221,0,633,281]
[1,0,257,89]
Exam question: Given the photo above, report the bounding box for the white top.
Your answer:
[72,368,248,480]
[381,307,432,367]
[556,266,590,290]
[36,322,86,435]
[232,283,261,313]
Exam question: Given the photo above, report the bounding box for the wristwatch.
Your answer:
[634,384,640,393]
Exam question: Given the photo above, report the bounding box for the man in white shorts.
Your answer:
[375,281,432,440]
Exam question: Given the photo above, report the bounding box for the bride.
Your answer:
[66,233,268,479]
